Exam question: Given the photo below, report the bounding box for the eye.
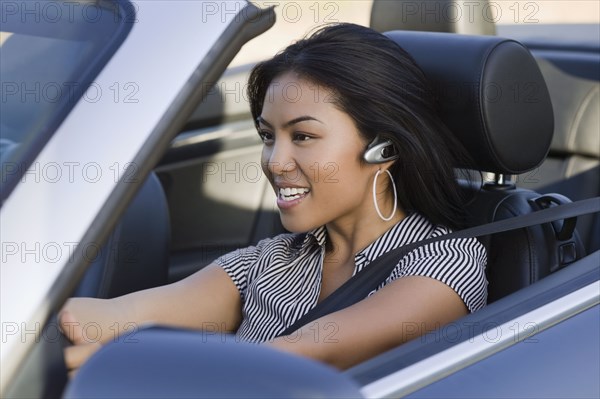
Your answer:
[258,130,274,145]
[293,133,312,142]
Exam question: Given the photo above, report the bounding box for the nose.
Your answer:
[262,139,297,177]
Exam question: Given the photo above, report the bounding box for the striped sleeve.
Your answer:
[393,236,488,312]
[213,239,269,302]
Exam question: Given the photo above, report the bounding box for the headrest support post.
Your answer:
[494,173,512,186]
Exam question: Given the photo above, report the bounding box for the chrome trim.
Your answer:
[171,120,256,148]
[361,281,600,398]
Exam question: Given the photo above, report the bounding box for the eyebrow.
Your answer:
[257,116,323,129]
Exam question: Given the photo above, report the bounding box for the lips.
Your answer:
[275,185,310,209]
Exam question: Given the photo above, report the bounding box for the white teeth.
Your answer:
[278,187,309,200]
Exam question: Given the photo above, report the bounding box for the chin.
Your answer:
[280,215,318,234]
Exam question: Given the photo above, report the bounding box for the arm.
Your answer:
[60,263,241,372]
[269,275,467,369]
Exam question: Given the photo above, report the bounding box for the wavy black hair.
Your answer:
[247,23,474,229]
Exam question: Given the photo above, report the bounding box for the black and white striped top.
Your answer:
[215,212,488,343]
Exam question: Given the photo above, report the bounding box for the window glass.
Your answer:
[0,0,135,202]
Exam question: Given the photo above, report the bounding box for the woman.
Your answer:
[61,23,487,372]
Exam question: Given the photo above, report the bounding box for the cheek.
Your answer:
[311,158,369,194]
[297,146,350,182]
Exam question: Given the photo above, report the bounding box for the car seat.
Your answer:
[370,0,600,252]
[386,31,587,303]
[370,0,495,35]
[74,172,170,298]
[514,55,600,253]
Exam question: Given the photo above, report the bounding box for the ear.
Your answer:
[379,158,397,173]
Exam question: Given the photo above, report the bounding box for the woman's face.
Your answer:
[259,72,382,232]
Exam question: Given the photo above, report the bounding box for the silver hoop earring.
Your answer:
[372,169,397,222]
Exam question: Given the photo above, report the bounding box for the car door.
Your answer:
[154,64,287,283]
[0,2,275,397]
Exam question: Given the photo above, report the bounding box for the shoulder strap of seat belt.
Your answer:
[279,196,600,336]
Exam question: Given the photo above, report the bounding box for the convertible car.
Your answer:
[1,0,598,397]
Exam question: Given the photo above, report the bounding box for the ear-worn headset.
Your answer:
[363,136,399,164]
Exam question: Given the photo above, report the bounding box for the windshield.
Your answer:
[0,0,134,203]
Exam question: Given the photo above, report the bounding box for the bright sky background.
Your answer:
[231,0,600,66]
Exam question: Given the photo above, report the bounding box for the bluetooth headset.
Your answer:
[363,136,399,164]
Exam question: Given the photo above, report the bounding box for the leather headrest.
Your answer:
[371,0,496,35]
[386,31,554,174]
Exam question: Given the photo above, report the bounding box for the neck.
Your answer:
[325,208,406,265]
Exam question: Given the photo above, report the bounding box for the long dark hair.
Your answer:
[248,23,473,229]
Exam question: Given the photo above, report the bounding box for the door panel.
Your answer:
[156,120,284,282]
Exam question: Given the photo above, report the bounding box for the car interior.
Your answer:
[78,0,599,303]
[372,0,600,255]
[5,0,598,397]
[63,2,600,396]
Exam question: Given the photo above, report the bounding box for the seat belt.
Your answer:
[279,196,600,336]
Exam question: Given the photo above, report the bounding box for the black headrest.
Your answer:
[386,31,554,174]
[371,0,495,35]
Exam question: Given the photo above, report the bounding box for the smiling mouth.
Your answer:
[278,187,310,202]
